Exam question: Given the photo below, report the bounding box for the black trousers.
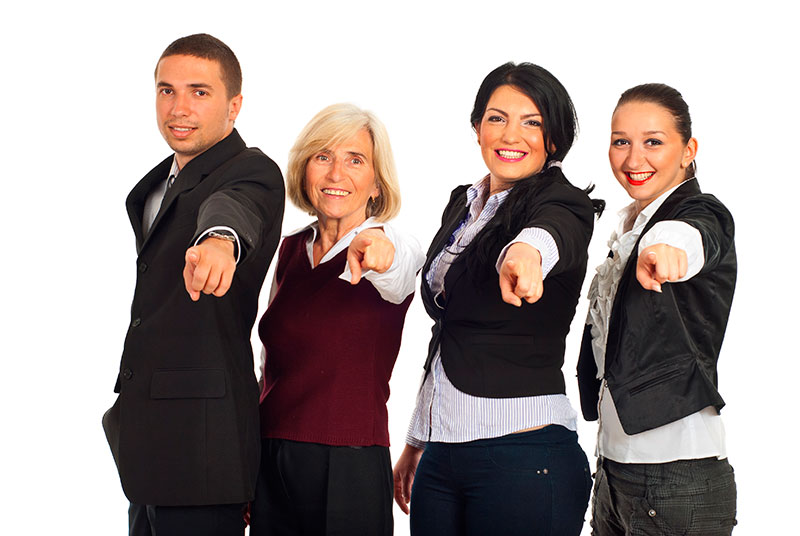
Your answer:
[249,439,393,536]
[590,457,737,535]
[128,502,247,536]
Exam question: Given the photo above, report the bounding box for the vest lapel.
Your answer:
[605,179,703,371]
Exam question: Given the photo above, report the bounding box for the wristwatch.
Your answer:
[207,230,236,242]
[205,230,239,260]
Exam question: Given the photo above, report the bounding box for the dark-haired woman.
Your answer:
[393,63,598,535]
[577,84,737,535]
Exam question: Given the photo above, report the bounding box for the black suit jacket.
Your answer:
[421,173,595,397]
[103,130,285,506]
[577,179,736,435]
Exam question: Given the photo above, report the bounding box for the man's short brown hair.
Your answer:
[157,33,242,98]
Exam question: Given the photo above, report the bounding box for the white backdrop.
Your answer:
[1,1,796,533]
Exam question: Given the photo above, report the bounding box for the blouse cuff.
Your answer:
[495,227,560,279]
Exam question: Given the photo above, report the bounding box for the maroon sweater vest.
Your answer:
[258,230,413,447]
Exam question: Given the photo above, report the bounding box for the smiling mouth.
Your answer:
[169,126,197,138]
[495,149,527,162]
[322,188,349,197]
[625,171,655,186]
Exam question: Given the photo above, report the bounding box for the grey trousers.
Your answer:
[590,457,737,535]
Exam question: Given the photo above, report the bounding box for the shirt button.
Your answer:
[131,318,141,327]
[648,509,657,517]
[122,368,133,380]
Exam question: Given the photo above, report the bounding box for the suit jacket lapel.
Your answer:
[126,157,172,253]
[132,129,247,253]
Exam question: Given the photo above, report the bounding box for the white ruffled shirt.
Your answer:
[587,179,727,463]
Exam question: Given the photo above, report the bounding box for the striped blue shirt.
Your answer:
[406,176,578,448]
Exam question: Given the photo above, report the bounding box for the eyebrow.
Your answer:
[156,82,214,90]
[319,149,370,161]
[346,151,369,161]
[486,107,542,119]
[611,130,666,136]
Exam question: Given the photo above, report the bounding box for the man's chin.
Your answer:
[166,139,206,159]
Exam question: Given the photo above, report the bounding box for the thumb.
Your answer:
[186,247,200,265]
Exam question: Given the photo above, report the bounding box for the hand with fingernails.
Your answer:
[346,228,395,285]
[183,238,236,301]
[636,243,688,293]
[499,242,543,306]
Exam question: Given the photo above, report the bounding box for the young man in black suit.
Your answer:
[103,33,284,536]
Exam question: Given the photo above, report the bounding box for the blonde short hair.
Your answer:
[287,103,401,221]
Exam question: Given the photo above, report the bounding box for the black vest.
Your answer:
[577,180,737,435]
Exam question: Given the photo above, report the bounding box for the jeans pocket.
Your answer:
[484,444,549,473]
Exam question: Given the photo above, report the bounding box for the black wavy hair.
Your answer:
[459,62,603,275]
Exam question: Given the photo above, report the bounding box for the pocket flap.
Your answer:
[150,368,226,399]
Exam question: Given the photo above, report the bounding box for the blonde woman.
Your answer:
[248,104,423,535]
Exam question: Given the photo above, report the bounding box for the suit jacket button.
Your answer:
[122,368,133,380]
[131,318,141,327]
[138,262,148,273]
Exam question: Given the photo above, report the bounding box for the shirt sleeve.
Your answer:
[339,224,425,304]
[495,227,560,279]
[638,220,705,281]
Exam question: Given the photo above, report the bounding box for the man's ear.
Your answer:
[228,94,243,122]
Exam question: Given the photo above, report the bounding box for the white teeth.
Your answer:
[629,171,654,180]
[173,127,192,132]
[498,150,525,159]
[322,189,349,197]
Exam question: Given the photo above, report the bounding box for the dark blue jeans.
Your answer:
[591,457,737,535]
[410,426,592,536]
